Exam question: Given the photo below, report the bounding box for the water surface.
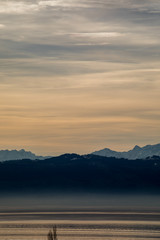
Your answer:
[0,193,160,240]
[0,211,160,240]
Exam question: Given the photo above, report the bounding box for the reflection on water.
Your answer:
[0,194,160,240]
[0,211,160,240]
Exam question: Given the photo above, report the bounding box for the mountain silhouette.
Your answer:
[92,143,160,159]
[0,154,160,193]
[0,149,49,161]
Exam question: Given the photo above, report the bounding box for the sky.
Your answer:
[0,0,160,156]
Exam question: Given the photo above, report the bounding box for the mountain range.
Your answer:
[0,149,46,161]
[0,153,160,193]
[92,143,160,159]
[0,144,160,193]
[0,143,160,162]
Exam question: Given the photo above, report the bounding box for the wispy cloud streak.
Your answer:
[0,0,160,154]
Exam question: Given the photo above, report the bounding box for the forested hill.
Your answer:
[0,154,160,193]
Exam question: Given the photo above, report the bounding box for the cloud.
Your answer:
[38,0,89,8]
[0,0,160,15]
[0,24,5,29]
[97,0,160,13]
[0,0,160,154]
[0,0,92,15]
[0,1,39,14]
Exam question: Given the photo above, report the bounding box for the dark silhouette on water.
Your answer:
[48,225,58,240]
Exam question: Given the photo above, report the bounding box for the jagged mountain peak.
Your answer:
[132,145,141,151]
[92,143,160,160]
[0,149,48,162]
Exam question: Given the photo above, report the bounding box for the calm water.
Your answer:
[0,211,160,240]
[0,194,160,240]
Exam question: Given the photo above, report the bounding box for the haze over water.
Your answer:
[0,194,160,240]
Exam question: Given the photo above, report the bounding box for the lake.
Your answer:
[0,194,160,240]
[0,211,160,240]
